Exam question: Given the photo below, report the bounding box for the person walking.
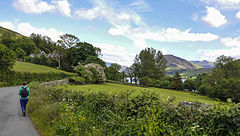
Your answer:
[18,81,30,116]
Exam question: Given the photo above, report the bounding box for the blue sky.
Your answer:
[0,0,240,66]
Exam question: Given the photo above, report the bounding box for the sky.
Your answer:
[0,0,240,66]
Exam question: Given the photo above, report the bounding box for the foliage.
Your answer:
[133,47,166,85]
[15,47,26,60]
[0,44,16,72]
[83,56,106,68]
[30,33,56,54]
[74,63,106,83]
[171,72,183,90]
[58,34,80,48]
[28,83,240,136]
[184,79,196,92]
[198,56,240,102]
[0,70,71,86]
[106,63,122,81]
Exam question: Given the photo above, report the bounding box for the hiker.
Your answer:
[18,81,30,116]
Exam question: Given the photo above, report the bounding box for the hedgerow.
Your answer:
[0,70,72,87]
[28,83,240,136]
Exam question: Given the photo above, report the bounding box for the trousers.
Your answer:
[20,99,29,112]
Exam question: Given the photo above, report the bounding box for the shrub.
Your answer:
[0,70,72,86]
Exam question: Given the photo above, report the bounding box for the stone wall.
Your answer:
[40,79,69,88]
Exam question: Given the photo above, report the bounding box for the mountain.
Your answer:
[190,60,214,68]
[164,55,198,75]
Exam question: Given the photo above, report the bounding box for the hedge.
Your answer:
[0,70,73,87]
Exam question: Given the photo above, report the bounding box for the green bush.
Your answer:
[28,84,240,136]
[69,76,86,85]
[0,70,71,86]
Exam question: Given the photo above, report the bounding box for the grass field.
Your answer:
[55,83,222,105]
[12,61,72,74]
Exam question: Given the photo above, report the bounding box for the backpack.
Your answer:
[21,87,29,98]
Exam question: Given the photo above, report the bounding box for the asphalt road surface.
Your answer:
[0,86,39,136]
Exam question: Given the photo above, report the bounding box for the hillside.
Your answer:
[190,60,214,68]
[0,26,23,38]
[12,61,72,74]
[180,68,212,77]
[164,55,199,75]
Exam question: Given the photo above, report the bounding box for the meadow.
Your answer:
[55,83,221,105]
[12,61,72,74]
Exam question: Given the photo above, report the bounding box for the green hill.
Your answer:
[12,61,72,74]
[0,26,23,38]
[180,68,212,77]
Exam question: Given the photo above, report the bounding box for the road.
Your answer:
[0,86,39,136]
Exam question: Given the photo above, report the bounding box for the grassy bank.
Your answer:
[0,61,74,87]
[13,61,72,74]
[28,83,240,136]
[55,83,221,105]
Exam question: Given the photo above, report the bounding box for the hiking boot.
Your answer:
[23,111,26,116]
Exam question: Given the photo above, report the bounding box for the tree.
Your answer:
[134,47,166,84]
[106,63,121,81]
[132,55,141,84]
[30,33,56,54]
[184,79,196,92]
[13,37,37,56]
[15,47,26,60]
[0,44,16,72]
[58,34,80,48]
[171,72,183,90]
[83,56,106,68]
[214,55,234,69]
[125,67,134,83]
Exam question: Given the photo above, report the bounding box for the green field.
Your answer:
[56,83,221,105]
[13,61,72,74]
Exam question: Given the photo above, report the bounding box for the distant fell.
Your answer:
[190,60,214,68]
[164,55,198,70]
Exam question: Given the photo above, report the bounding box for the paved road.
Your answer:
[0,86,39,136]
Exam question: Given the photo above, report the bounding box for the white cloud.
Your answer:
[52,0,71,16]
[198,47,240,61]
[17,22,64,41]
[160,48,167,55]
[74,7,102,20]
[0,21,15,30]
[236,11,240,19]
[93,43,136,66]
[0,21,64,42]
[201,0,240,9]
[12,0,71,16]
[202,7,227,27]
[221,36,240,47]
[127,0,152,12]
[74,0,219,49]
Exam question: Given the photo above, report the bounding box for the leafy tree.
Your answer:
[0,44,16,72]
[171,72,183,90]
[106,63,121,81]
[15,47,26,60]
[131,56,141,84]
[39,54,48,65]
[184,79,196,92]
[13,37,37,55]
[30,33,56,54]
[133,47,166,84]
[83,56,106,67]
[58,34,80,48]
